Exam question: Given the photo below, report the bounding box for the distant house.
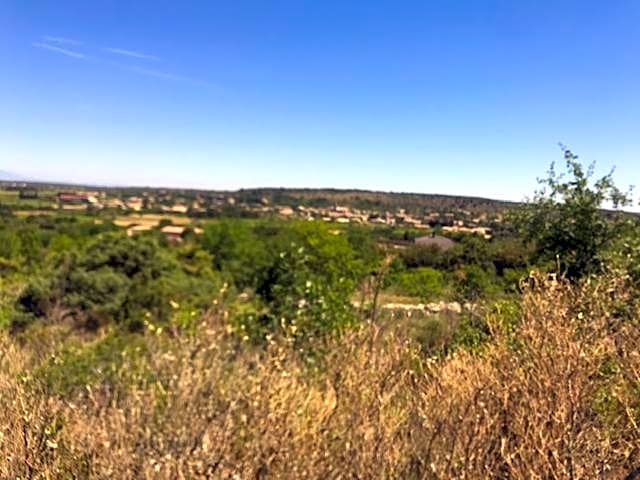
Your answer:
[442,225,493,240]
[279,207,294,216]
[125,197,144,212]
[58,192,90,205]
[57,191,101,209]
[369,216,387,225]
[127,224,154,237]
[170,204,188,214]
[160,225,186,244]
[414,234,456,251]
[104,198,126,209]
[471,226,493,240]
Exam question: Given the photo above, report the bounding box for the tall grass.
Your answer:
[1,274,639,478]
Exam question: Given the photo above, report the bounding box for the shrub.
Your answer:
[2,274,640,478]
[252,239,357,344]
[389,267,445,301]
[514,147,636,279]
[13,234,220,331]
[454,264,500,300]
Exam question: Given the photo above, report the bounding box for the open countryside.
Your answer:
[3,1,640,478]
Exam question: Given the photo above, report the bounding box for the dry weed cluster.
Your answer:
[1,275,640,478]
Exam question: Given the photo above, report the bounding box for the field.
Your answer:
[0,189,57,209]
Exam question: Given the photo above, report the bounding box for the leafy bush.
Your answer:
[202,220,370,343]
[13,234,221,331]
[256,242,356,343]
[514,148,636,280]
[389,267,445,301]
[400,244,451,270]
[200,219,271,290]
[454,264,501,301]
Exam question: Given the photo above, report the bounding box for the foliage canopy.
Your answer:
[514,147,636,279]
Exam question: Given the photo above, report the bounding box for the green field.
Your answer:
[0,189,57,209]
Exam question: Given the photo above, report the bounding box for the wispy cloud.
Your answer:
[104,47,159,61]
[44,36,82,46]
[32,42,86,59]
[32,35,215,89]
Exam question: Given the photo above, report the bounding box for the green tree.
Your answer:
[344,225,382,274]
[454,265,499,301]
[391,267,445,301]
[256,242,356,342]
[13,234,211,331]
[514,147,634,280]
[400,244,448,270]
[239,221,365,344]
[0,229,21,260]
[201,220,270,289]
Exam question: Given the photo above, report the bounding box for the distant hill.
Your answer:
[1,178,518,215]
[233,188,517,215]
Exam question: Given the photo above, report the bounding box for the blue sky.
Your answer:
[1,1,639,202]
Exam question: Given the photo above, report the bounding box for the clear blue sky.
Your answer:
[2,1,639,202]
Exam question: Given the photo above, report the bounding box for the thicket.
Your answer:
[1,151,640,477]
[386,235,533,302]
[2,274,640,478]
[4,217,382,342]
[13,234,221,331]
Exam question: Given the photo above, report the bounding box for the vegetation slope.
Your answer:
[1,150,640,478]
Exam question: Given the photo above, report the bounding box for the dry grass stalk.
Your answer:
[1,276,639,478]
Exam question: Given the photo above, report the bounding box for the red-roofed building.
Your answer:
[57,192,90,204]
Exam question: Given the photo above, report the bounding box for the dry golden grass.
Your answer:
[113,214,192,228]
[1,274,639,478]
